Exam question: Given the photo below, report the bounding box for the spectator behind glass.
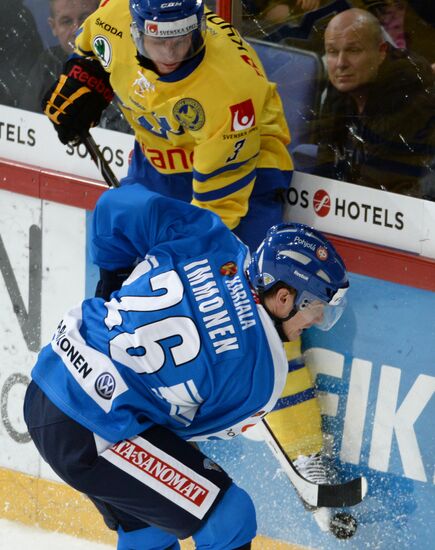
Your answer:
[241,0,327,36]
[0,0,43,107]
[362,0,435,73]
[260,0,321,25]
[19,0,131,133]
[312,7,435,199]
[24,0,63,48]
[19,0,98,112]
[241,0,329,32]
[49,0,95,53]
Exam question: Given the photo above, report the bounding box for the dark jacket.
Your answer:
[20,45,66,112]
[314,47,435,198]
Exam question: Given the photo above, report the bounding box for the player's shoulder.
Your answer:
[84,0,132,40]
[92,0,130,20]
[96,184,169,213]
[204,10,268,85]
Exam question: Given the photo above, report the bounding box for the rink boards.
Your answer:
[1,107,435,549]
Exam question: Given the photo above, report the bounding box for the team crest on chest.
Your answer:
[173,98,205,131]
[93,35,112,67]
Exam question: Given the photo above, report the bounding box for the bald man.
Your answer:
[313,8,435,199]
[324,9,388,112]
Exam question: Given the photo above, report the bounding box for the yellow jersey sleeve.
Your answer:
[190,15,293,228]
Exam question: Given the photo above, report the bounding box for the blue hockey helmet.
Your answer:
[130,0,206,62]
[248,223,349,331]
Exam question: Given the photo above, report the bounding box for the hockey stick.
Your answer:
[82,133,120,188]
[260,419,367,508]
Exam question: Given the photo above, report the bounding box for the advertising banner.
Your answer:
[0,189,86,482]
[0,105,134,183]
[285,172,435,258]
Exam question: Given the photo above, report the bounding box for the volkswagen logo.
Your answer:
[95,372,116,400]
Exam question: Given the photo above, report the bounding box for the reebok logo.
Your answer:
[294,269,309,281]
[69,65,114,102]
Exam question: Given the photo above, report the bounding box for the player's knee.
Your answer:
[117,524,180,550]
[193,483,257,550]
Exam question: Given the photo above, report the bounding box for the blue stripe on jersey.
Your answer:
[287,357,305,373]
[193,154,258,182]
[272,388,316,410]
[185,382,202,405]
[253,167,293,194]
[193,169,256,201]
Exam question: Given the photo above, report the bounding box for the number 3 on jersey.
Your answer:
[107,270,201,374]
[226,139,246,163]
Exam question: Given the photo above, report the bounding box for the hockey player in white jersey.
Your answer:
[24,184,348,549]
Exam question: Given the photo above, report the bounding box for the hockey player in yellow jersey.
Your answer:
[42,0,330,535]
[44,0,294,248]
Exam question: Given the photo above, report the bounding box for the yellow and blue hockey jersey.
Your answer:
[74,1,293,233]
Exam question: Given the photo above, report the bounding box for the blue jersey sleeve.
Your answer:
[91,184,228,270]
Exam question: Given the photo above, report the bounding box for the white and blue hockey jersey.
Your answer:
[31,185,287,443]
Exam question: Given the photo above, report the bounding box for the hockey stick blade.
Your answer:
[261,420,367,508]
[83,134,120,188]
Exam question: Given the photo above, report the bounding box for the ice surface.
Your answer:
[0,519,114,550]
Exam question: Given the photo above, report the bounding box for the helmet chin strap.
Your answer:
[247,279,298,342]
[272,308,298,343]
[259,293,298,343]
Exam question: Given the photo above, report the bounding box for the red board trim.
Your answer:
[0,157,106,210]
[1,158,435,291]
[328,234,435,292]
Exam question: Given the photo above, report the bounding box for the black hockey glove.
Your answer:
[42,57,114,145]
[95,267,134,301]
